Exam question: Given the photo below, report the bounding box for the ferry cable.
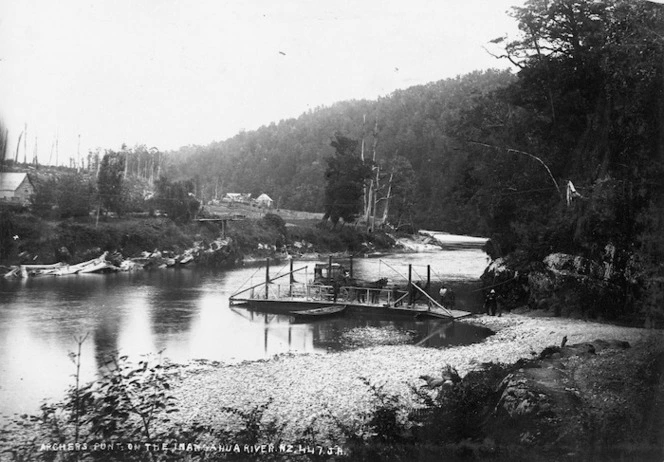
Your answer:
[378,259,408,281]
[235,265,264,293]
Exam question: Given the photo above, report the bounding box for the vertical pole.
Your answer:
[265,258,270,299]
[289,259,294,297]
[23,123,27,164]
[427,265,432,311]
[15,131,23,163]
[349,255,354,279]
[328,255,332,282]
[49,136,55,165]
[33,135,38,166]
[408,264,413,305]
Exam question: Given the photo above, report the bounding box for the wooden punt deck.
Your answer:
[229,272,472,320]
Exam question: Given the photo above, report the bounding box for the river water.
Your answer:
[0,235,491,417]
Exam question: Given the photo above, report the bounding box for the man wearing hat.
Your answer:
[484,289,499,316]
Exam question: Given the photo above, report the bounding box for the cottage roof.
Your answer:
[256,193,273,201]
[224,192,251,199]
[0,172,30,192]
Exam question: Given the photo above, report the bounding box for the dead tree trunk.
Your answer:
[382,171,394,224]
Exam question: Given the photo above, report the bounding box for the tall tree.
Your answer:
[323,133,372,227]
[98,151,127,215]
[153,177,200,223]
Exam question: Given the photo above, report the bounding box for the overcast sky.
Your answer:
[0,0,524,165]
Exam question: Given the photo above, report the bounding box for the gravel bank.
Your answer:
[169,313,663,441]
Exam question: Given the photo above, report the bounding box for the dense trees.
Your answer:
[31,173,96,219]
[159,0,662,319]
[163,70,518,228]
[153,177,200,223]
[323,134,372,227]
[98,152,126,215]
[480,0,664,322]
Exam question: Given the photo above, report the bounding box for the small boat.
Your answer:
[290,304,346,318]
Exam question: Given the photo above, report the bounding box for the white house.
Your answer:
[222,193,251,203]
[255,193,274,208]
[0,172,34,205]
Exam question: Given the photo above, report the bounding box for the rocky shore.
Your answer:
[167,312,663,443]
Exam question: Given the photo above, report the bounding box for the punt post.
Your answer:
[265,258,270,299]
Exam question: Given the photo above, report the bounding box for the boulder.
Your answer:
[543,253,604,279]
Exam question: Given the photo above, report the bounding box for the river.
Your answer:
[0,235,490,417]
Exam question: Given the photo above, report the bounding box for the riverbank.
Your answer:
[0,211,401,271]
[167,311,663,445]
[1,310,661,461]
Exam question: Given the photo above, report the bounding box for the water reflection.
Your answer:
[230,308,493,353]
[146,270,203,336]
[0,245,490,416]
[93,307,121,366]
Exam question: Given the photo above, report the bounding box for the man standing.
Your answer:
[484,289,499,316]
[439,286,448,304]
[439,286,456,309]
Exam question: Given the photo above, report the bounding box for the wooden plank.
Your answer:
[410,282,454,317]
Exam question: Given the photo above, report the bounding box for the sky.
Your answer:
[0,0,525,165]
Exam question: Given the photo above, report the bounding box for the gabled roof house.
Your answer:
[0,172,34,205]
[255,193,273,208]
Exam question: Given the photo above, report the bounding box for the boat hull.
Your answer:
[289,304,346,317]
[230,298,458,318]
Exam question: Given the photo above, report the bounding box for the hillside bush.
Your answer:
[31,173,96,219]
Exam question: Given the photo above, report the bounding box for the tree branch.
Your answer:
[466,140,562,197]
[482,46,525,69]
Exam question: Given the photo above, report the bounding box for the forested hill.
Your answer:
[164,69,515,234]
[165,0,664,268]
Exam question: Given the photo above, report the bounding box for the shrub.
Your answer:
[2,340,178,462]
[411,363,512,444]
[260,213,286,235]
[31,173,96,219]
[330,377,414,461]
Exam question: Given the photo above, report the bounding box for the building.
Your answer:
[222,193,252,204]
[0,172,34,205]
[255,193,274,208]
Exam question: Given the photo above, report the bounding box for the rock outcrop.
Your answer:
[482,246,638,318]
[491,339,631,448]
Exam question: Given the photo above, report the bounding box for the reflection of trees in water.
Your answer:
[0,281,22,322]
[147,269,213,336]
[93,307,121,368]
